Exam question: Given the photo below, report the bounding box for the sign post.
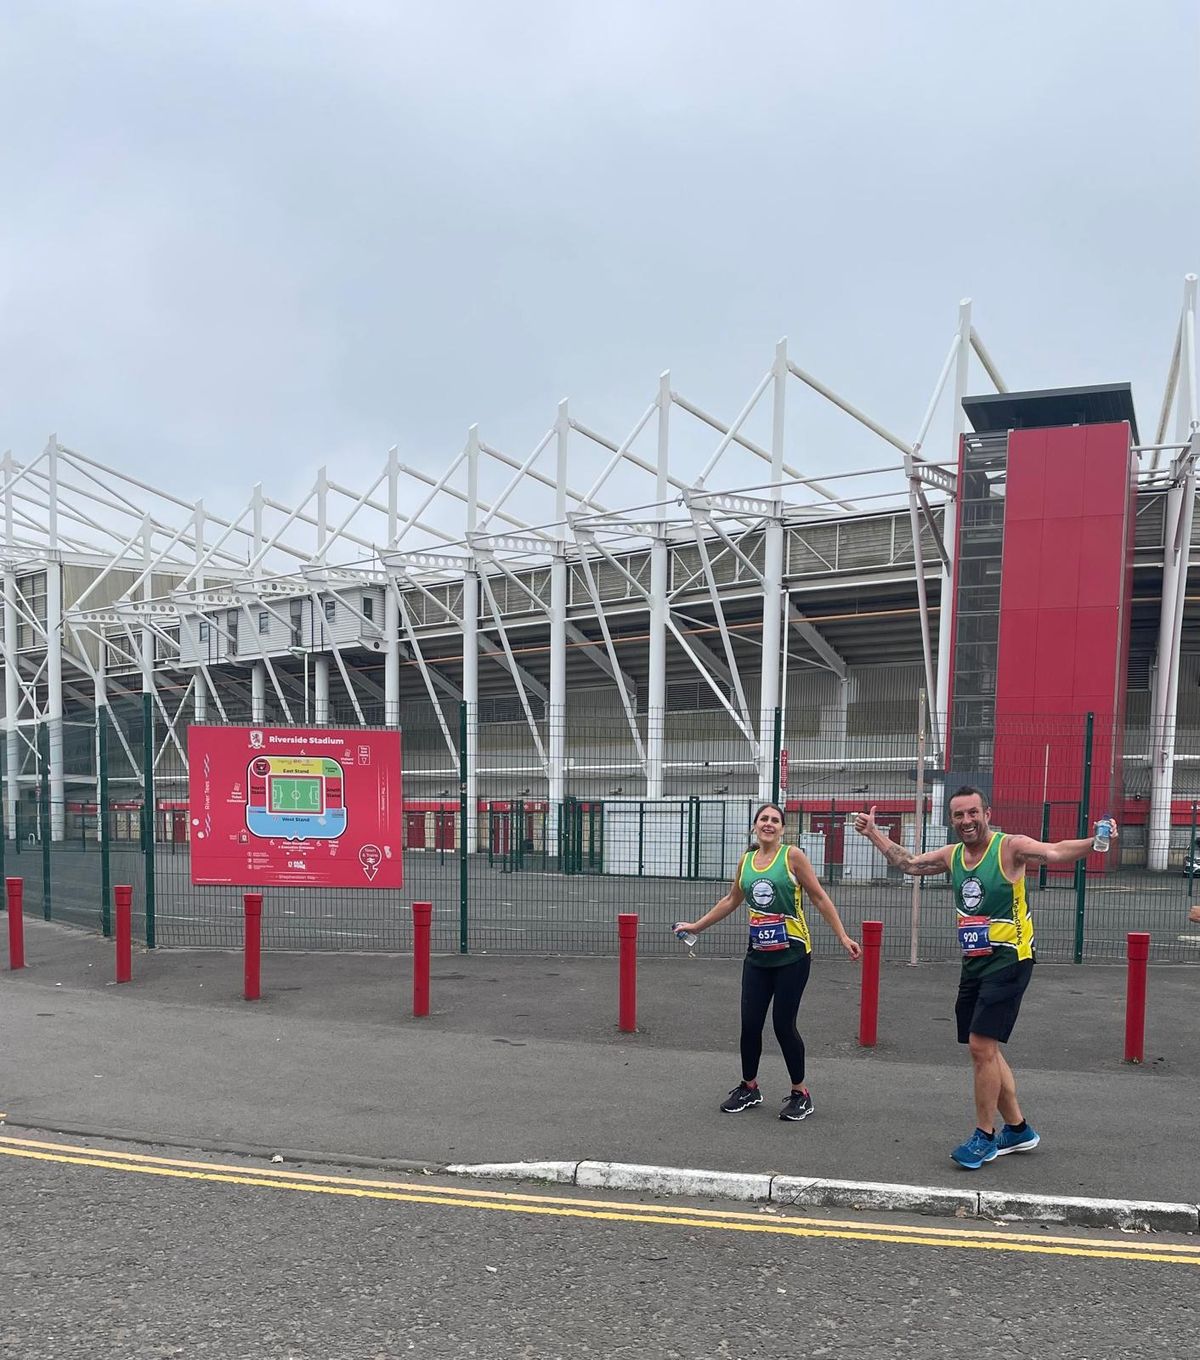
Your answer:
[187,727,402,890]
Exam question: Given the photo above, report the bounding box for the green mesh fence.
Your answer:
[7,700,1200,962]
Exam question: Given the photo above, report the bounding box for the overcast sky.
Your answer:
[2,1,1197,548]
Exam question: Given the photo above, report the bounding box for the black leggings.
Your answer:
[739,953,812,1085]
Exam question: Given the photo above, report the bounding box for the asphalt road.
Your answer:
[3,1132,1197,1360]
[4,923,1199,1206]
[24,846,1200,963]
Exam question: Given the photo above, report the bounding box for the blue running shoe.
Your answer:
[995,1123,1040,1156]
[950,1128,1000,1169]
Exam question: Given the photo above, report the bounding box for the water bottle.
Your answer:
[1092,817,1112,853]
[675,927,698,948]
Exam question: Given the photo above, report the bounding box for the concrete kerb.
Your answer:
[445,1160,1200,1234]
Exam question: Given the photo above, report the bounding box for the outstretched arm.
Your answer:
[675,869,745,935]
[789,847,861,960]
[1007,825,1116,870]
[852,806,952,877]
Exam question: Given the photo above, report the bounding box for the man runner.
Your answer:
[853,788,1115,1169]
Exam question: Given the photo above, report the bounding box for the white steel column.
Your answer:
[758,341,787,801]
[314,654,330,726]
[463,427,480,852]
[93,662,106,843]
[46,440,66,840]
[548,401,569,816]
[193,499,207,724]
[1149,276,1198,869]
[3,452,19,838]
[932,300,970,810]
[251,662,266,725]
[384,448,401,726]
[646,371,670,799]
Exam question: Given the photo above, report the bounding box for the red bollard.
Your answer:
[412,901,432,1017]
[618,912,638,1033]
[1124,931,1151,1063]
[114,884,132,983]
[244,892,263,1001]
[858,920,883,1047]
[5,877,24,971]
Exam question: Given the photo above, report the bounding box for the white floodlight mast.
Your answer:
[1148,274,1200,870]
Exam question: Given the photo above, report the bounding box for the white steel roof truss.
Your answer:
[102,700,142,775]
[326,637,366,727]
[686,502,768,587]
[477,570,548,770]
[569,526,651,603]
[784,602,847,680]
[663,613,756,746]
[390,449,467,549]
[562,621,637,706]
[683,512,754,732]
[391,571,464,629]
[395,590,457,764]
[474,425,556,532]
[475,549,552,618]
[567,544,646,769]
[482,433,610,520]
[152,676,193,773]
[674,386,855,514]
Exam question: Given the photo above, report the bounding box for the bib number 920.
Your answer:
[957,915,993,958]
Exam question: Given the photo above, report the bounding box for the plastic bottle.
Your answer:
[675,928,698,948]
[1092,817,1112,853]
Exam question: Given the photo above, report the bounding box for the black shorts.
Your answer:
[955,959,1035,1045]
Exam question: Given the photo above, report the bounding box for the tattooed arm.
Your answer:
[851,805,953,877]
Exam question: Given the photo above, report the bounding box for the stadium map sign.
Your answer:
[187,726,403,888]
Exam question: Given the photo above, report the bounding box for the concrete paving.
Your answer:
[2,917,1198,1228]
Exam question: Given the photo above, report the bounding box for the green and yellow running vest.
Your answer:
[739,845,812,968]
[952,832,1035,978]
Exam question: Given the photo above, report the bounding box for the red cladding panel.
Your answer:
[1082,426,1135,517]
[1037,518,1083,609]
[998,519,1043,605]
[1033,609,1078,698]
[1077,516,1127,607]
[1004,430,1047,521]
[1073,609,1120,706]
[995,610,1038,702]
[1038,426,1087,517]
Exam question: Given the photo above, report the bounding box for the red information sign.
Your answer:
[187,726,402,889]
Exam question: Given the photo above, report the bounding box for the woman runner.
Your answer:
[675,802,861,1120]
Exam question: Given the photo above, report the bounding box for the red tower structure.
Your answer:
[946,384,1139,863]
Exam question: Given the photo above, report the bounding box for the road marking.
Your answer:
[1,1136,1197,1265]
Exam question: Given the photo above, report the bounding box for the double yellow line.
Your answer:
[2,1134,1197,1266]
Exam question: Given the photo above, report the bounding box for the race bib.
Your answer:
[957,915,993,958]
[748,911,789,951]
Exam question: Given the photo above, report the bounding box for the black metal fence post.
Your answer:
[142,691,156,948]
[1072,712,1094,964]
[38,722,51,920]
[99,707,112,937]
[458,700,468,954]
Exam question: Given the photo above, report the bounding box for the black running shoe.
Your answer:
[720,1082,763,1113]
[779,1089,814,1122]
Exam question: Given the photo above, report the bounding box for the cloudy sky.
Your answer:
[2,1,1197,546]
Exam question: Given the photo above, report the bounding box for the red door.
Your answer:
[809,811,901,868]
[491,812,510,856]
[172,811,188,843]
[435,812,456,851]
[406,812,427,850]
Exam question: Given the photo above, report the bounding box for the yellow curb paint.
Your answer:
[0,1136,1197,1267]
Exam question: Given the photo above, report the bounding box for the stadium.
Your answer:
[3,278,1198,959]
